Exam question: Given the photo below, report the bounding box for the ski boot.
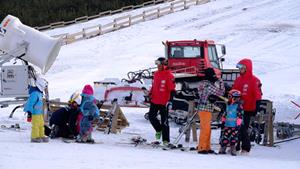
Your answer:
[219,146,227,154]
[155,131,162,140]
[86,133,95,144]
[76,134,88,143]
[230,145,237,156]
[31,138,42,143]
[241,150,249,156]
[50,125,59,139]
[197,150,208,154]
[41,136,49,143]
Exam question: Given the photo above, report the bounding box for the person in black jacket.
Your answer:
[49,92,81,139]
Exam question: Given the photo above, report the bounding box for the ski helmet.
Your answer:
[35,77,48,92]
[69,91,82,104]
[229,89,241,98]
[155,57,168,65]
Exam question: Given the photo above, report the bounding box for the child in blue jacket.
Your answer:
[24,77,49,143]
[219,89,243,156]
[76,84,99,143]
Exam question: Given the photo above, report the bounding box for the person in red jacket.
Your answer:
[148,57,175,145]
[232,58,262,154]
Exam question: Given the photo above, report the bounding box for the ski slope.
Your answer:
[1,0,300,169]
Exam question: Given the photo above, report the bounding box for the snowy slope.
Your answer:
[1,0,300,169]
[46,0,300,122]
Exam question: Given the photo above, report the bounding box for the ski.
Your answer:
[162,143,182,150]
[116,136,164,148]
[180,146,197,152]
[274,136,300,145]
[131,136,163,148]
[62,138,103,144]
[0,124,25,132]
[104,100,118,134]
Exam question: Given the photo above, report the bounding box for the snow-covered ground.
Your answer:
[1,0,300,168]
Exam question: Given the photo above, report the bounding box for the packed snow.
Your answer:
[1,0,300,169]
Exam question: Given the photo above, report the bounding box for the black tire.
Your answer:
[127,71,137,80]
[144,112,149,120]
[141,69,151,79]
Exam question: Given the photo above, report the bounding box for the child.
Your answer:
[219,89,243,156]
[76,84,99,143]
[24,77,49,143]
[197,68,225,154]
[49,91,82,139]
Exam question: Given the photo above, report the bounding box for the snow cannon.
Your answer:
[0,15,62,74]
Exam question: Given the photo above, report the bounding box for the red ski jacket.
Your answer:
[149,69,175,105]
[233,58,262,112]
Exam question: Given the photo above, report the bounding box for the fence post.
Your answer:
[157,8,160,18]
[129,16,132,26]
[113,19,117,30]
[196,0,200,5]
[82,28,86,39]
[170,3,174,12]
[184,0,187,9]
[143,11,146,21]
[98,25,102,35]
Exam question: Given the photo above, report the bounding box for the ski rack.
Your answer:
[254,99,275,146]
[274,122,300,140]
[174,100,198,145]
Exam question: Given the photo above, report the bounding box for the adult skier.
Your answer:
[148,57,175,145]
[233,58,262,154]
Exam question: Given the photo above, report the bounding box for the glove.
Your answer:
[236,118,242,130]
[237,118,242,126]
[166,101,172,110]
[27,112,32,122]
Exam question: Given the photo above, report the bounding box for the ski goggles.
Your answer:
[69,93,80,104]
[236,63,246,69]
[155,60,167,65]
[155,60,162,65]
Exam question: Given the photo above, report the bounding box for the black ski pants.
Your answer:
[236,111,255,152]
[148,103,170,142]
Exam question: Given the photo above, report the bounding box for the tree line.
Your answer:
[0,0,152,27]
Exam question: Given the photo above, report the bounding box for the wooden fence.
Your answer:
[36,0,173,31]
[51,0,210,45]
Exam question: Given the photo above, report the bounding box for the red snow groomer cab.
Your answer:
[164,39,239,88]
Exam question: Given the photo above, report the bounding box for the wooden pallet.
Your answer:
[46,100,129,133]
[96,103,129,134]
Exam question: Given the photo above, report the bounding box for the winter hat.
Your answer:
[204,68,218,83]
[82,84,94,95]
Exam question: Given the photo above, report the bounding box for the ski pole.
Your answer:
[173,111,198,145]
[291,101,300,119]
[291,100,300,108]
[294,113,300,120]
